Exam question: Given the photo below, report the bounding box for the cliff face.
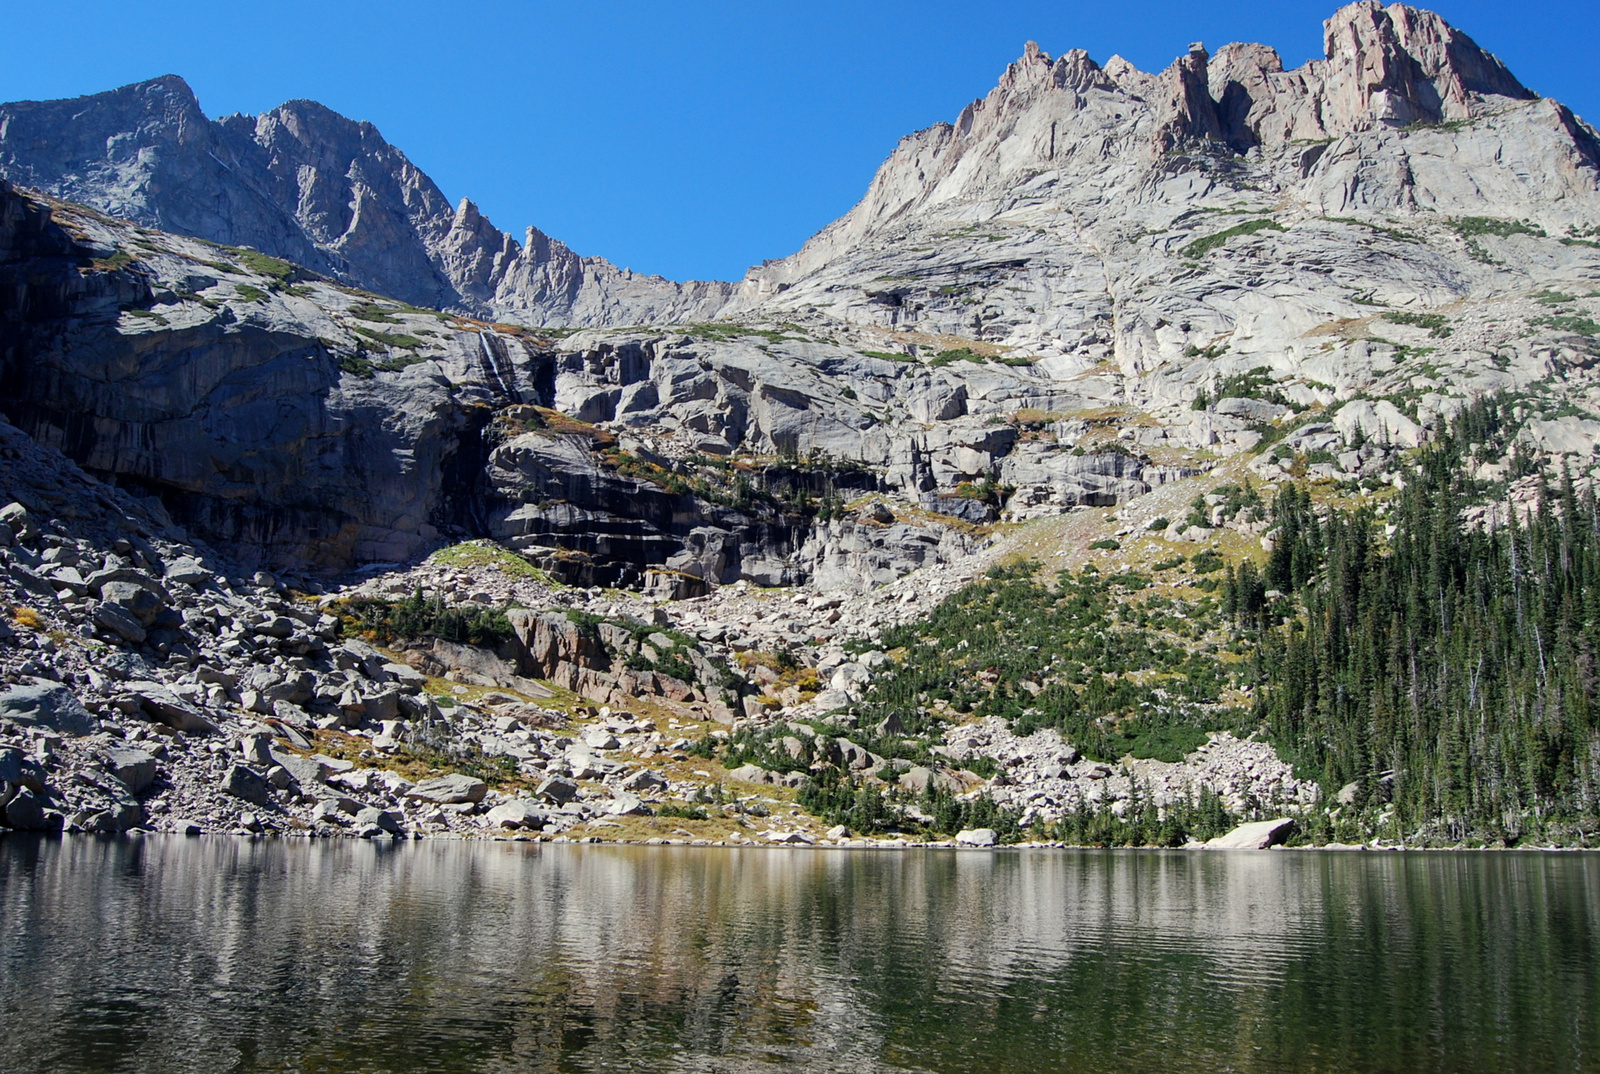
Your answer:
[4,2,1600,589]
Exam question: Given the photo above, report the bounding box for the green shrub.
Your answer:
[349,302,401,323]
[336,590,515,648]
[1181,219,1286,258]
[353,325,423,349]
[1383,310,1453,338]
[1448,217,1545,239]
[235,249,296,282]
[928,348,987,367]
[655,802,709,821]
[89,249,136,272]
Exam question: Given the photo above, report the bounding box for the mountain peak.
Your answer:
[1320,1,1532,128]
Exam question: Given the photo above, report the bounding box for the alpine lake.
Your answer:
[1,835,1595,1073]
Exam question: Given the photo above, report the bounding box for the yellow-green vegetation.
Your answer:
[1383,310,1454,338]
[352,325,423,350]
[234,283,269,303]
[9,606,43,630]
[235,249,296,282]
[736,651,821,701]
[502,404,616,443]
[427,540,555,583]
[1449,216,1546,263]
[681,321,809,345]
[332,590,516,648]
[301,728,531,792]
[87,249,136,272]
[1322,216,1419,244]
[1181,218,1287,258]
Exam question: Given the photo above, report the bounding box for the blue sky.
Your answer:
[11,2,1599,281]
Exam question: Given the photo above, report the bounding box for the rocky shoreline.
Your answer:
[0,405,1584,850]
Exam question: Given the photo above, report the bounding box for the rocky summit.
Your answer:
[2,3,1599,847]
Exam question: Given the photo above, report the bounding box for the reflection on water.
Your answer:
[1,837,1596,1072]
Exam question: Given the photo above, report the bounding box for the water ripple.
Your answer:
[1,838,1596,1072]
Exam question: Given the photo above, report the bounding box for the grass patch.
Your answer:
[338,352,375,378]
[682,322,806,345]
[349,302,402,323]
[235,249,296,282]
[1382,311,1453,338]
[928,347,987,367]
[1323,217,1420,243]
[353,325,423,349]
[1181,219,1286,258]
[1535,313,1600,336]
[1448,217,1546,239]
[88,249,136,272]
[9,606,44,630]
[428,540,555,582]
[234,284,269,303]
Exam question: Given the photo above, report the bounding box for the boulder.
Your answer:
[0,502,35,542]
[955,827,998,847]
[103,746,158,794]
[238,732,274,767]
[485,799,548,829]
[84,568,172,604]
[581,726,620,751]
[0,682,97,735]
[726,763,770,784]
[0,748,46,791]
[764,830,815,844]
[124,681,217,734]
[270,751,329,787]
[405,773,488,805]
[899,766,965,795]
[163,557,215,587]
[3,788,56,830]
[618,768,667,794]
[354,806,404,834]
[564,748,619,780]
[603,790,647,816]
[92,601,147,643]
[100,580,164,625]
[535,776,578,804]
[220,764,275,807]
[8,564,56,603]
[1207,817,1296,850]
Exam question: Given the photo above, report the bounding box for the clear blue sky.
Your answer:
[10,2,1599,281]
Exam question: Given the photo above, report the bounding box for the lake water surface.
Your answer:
[0,836,1596,1072]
